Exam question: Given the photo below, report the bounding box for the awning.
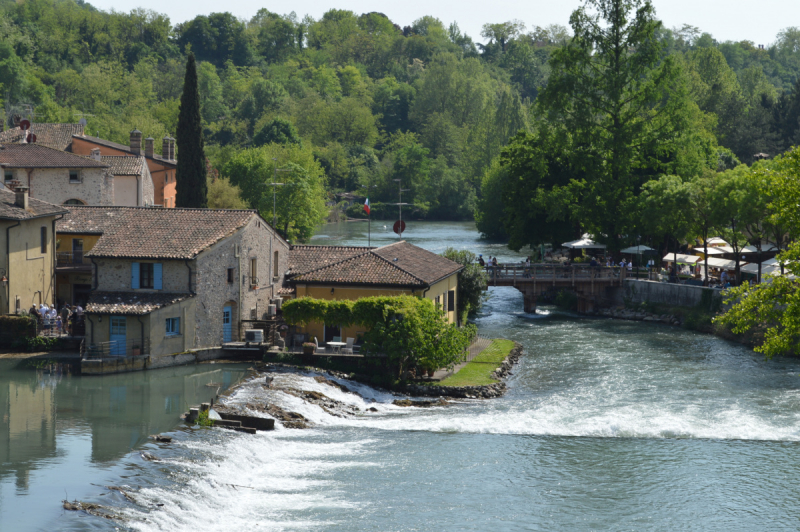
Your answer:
[621,245,654,254]
[697,257,741,271]
[706,237,729,246]
[740,263,779,275]
[562,234,606,249]
[663,253,701,264]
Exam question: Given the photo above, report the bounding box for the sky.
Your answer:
[90,0,800,47]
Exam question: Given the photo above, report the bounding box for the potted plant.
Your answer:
[302,342,316,355]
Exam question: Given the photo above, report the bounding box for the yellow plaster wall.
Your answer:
[1,217,57,314]
[85,298,195,357]
[292,273,459,343]
[56,233,100,254]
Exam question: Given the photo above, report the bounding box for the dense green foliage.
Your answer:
[715,147,800,358]
[175,53,207,208]
[282,295,476,375]
[441,247,488,321]
[2,0,800,240]
[0,315,36,347]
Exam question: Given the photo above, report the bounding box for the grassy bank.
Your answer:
[436,339,516,387]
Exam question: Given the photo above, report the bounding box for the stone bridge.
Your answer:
[485,263,628,313]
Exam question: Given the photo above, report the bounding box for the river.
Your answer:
[2,221,800,531]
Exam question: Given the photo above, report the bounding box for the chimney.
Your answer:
[169,137,176,160]
[14,185,29,210]
[162,136,170,160]
[129,128,142,155]
[144,137,154,158]
[90,148,102,161]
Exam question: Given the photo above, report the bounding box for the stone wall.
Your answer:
[27,167,114,206]
[95,258,190,292]
[193,216,291,347]
[614,279,722,310]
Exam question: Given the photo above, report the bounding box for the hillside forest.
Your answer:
[2,0,800,243]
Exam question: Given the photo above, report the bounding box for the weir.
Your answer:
[484,263,627,313]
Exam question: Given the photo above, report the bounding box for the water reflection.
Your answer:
[0,360,248,528]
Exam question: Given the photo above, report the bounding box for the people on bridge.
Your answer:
[590,257,598,268]
[478,254,485,267]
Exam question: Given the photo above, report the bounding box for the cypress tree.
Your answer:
[175,52,207,208]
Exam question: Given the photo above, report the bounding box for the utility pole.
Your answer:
[390,178,410,238]
[267,159,291,286]
[360,184,377,247]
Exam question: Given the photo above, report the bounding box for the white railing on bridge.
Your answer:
[485,263,635,284]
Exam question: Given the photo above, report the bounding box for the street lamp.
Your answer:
[360,184,377,247]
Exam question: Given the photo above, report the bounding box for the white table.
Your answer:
[326,341,346,354]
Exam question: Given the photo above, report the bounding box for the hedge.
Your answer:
[283,296,476,376]
[0,315,37,347]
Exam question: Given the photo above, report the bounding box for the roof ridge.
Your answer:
[65,204,258,213]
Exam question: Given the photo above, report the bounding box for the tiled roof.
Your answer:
[277,286,296,296]
[0,123,84,151]
[0,143,109,168]
[0,188,68,220]
[56,205,110,234]
[59,205,256,259]
[289,241,463,288]
[372,241,463,285]
[86,291,192,315]
[75,135,176,165]
[101,155,144,176]
[289,245,372,276]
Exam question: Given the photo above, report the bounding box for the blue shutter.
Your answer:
[154,263,163,290]
[131,263,140,289]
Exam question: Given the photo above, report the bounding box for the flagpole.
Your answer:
[360,184,376,247]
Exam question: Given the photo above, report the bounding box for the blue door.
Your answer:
[110,317,126,356]
[223,306,232,343]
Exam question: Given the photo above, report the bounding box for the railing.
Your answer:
[83,338,150,359]
[485,262,633,281]
[56,251,90,268]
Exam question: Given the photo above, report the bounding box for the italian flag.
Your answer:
[363,197,371,215]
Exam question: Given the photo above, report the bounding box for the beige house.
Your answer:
[65,206,290,357]
[0,187,67,314]
[284,242,462,344]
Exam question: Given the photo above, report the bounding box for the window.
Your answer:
[447,290,455,312]
[435,295,441,309]
[140,263,154,288]
[4,171,12,184]
[40,226,47,254]
[166,317,180,335]
[131,262,162,289]
[250,258,258,286]
[69,170,80,183]
[227,268,235,283]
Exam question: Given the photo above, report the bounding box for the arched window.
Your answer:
[64,199,86,205]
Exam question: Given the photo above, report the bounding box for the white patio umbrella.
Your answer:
[620,245,654,254]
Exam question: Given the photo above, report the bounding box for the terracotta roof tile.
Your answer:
[101,155,144,176]
[0,123,84,151]
[0,143,109,168]
[372,241,463,284]
[58,205,257,259]
[288,241,463,288]
[86,291,192,315]
[289,245,372,276]
[0,188,68,220]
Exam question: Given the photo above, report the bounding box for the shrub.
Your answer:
[0,315,37,347]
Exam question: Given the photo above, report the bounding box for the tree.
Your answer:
[253,118,301,147]
[221,144,327,242]
[441,247,488,322]
[715,165,762,285]
[207,175,248,209]
[687,172,725,283]
[481,20,526,52]
[175,53,208,208]
[532,0,699,252]
[715,146,800,357]
[638,175,693,269]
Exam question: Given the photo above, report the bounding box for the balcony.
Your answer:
[56,251,91,272]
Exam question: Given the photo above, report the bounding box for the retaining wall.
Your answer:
[613,279,722,309]
[81,346,231,375]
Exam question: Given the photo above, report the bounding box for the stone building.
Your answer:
[0,143,116,206]
[284,241,463,344]
[0,187,67,314]
[72,130,177,208]
[61,205,290,357]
